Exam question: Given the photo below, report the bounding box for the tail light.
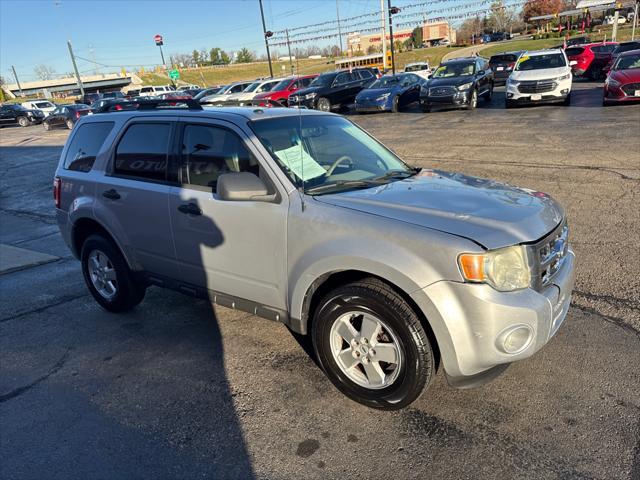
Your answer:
[507,62,515,70]
[115,104,123,111]
[75,111,81,119]
[53,177,61,209]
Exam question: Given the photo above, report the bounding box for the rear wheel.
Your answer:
[312,278,435,410]
[66,119,74,129]
[81,234,146,312]
[17,116,29,127]
[316,97,331,112]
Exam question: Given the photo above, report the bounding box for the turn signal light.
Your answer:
[459,254,485,282]
[53,177,61,209]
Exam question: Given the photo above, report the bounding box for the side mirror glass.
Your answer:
[569,60,578,66]
[217,172,274,202]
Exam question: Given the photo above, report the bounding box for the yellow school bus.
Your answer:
[335,51,392,72]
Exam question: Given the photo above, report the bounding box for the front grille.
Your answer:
[530,222,569,291]
[518,80,557,94]
[429,86,456,96]
[621,82,640,96]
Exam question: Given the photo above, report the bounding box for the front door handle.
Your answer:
[178,203,202,216]
[102,189,120,200]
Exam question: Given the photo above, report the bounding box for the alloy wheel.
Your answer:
[87,249,118,300]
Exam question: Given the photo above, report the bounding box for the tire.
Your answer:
[316,97,331,112]
[420,104,431,113]
[563,93,571,106]
[81,234,146,313]
[66,119,74,130]
[391,95,400,113]
[43,122,51,131]
[483,84,493,102]
[312,277,435,410]
[17,116,29,127]
[505,99,515,109]
[465,89,478,110]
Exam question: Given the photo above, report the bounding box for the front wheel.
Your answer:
[465,89,478,110]
[81,234,146,312]
[17,116,29,127]
[316,97,331,112]
[391,95,400,113]
[312,278,436,410]
[66,119,74,129]
[43,122,51,131]
[483,84,493,101]
[563,93,571,106]
[420,104,431,113]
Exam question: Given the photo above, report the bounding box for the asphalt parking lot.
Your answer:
[1,82,639,480]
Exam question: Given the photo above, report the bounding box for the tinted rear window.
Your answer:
[63,122,114,172]
[564,47,585,56]
[114,123,170,181]
[490,54,518,63]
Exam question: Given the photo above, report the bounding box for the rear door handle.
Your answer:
[102,189,120,200]
[178,203,202,216]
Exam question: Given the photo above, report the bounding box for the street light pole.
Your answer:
[336,0,344,56]
[10,65,24,97]
[286,29,294,75]
[380,0,387,73]
[388,1,399,75]
[632,1,639,41]
[258,0,274,78]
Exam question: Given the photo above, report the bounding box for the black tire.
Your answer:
[312,277,435,410]
[66,119,74,130]
[483,84,493,102]
[563,93,571,106]
[316,97,331,112]
[391,95,400,113]
[81,234,146,313]
[43,122,51,131]
[420,104,431,113]
[505,99,515,109]
[465,89,478,110]
[17,116,29,127]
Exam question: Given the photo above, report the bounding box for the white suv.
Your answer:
[505,49,575,108]
[137,85,174,97]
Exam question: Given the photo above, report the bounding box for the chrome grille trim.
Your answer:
[528,221,569,291]
[429,86,457,96]
[621,83,640,97]
[518,80,557,94]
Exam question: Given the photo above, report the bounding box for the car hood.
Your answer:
[510,67,568,81]
[610,68,640,83]
[291,86,324,97]
[356,87,399,100]
[314,169,564,249]
[426,76,473,88]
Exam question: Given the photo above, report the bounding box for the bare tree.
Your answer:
[488,1,518,32]
[33,64,56,80]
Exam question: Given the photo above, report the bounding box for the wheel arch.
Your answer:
[71,217,134,270]
[294,268,441,370]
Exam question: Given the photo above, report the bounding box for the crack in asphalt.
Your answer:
[11,230,62,246]
[574,290,640,312]
[0,207,56,224]
[0,348,70,403]
[570,302,640,338]
[0,292,88,323]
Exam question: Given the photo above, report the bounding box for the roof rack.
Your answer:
[107,98,203,112]
[200,99,285,108]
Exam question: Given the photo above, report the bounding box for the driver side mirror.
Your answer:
[217,172,275,202]
[569,60,578,66]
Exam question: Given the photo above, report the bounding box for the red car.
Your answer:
[603,49,640,106]
[565,42,618,79]
[253,74,318,107]
[602,41,640,74]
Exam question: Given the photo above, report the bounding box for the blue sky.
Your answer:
[1,0,475,82]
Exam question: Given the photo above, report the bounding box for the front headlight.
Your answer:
[606,78,621,88]
[304,92,317,100]
[506,78,519,86]
[458,245,531,292]
[556,73,571,81]
[457,82,473,91]
[376,93,391,101]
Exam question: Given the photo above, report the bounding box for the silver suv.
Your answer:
[54,101,575,409]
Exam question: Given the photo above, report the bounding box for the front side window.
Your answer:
[250,115,414,194]
[334,73,351,85]
[180,124,259,191]
[64,122,114,172]
[613,53,640,71]
[516,53,566,70]
[114,123,171,181]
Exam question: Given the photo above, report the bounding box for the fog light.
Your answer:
[497,325,533,354]
[506,92,514,98]
[561,89,569,94]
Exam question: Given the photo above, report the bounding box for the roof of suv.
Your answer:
[526,48,564,56]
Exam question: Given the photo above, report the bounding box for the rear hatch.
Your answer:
[489,54,518,76]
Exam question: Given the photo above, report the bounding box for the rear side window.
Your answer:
[114,123,171,181]
[564,47,585,56]
[63,122,114,172]
[357,70,374,79]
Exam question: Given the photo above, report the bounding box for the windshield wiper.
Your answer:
[305,180,378,195]
[370,168,421,183]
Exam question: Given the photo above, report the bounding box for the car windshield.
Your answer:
[369,76,402,88]
[432,62,475,78]
[6,104,25,110]
[614,54,640,70]
[243,82,261,93]
[35,102,53,108]
[310,73,336,87]
[615,43,640,54]
[271,79,292,91]
[516,53,566,70]
[405,64,428,71]
[250,115,416,194]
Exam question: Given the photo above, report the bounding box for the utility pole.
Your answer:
[380,0,387,73]
[286,29,294,75]
[388,1,399,75]
[632,1,639,41]
[336,0,343,56]
[10,66,24,97]
[67,40,85,96]
[258,0,274,78]
[612,8,620,42]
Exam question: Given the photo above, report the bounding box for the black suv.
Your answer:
[288,68,377,111]
[0,104,45,127]
[419,57,494,112]
[489,51,522,85]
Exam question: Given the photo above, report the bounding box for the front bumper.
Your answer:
[411,248,576,386]
[420,89,471,109]
[355,99,390,112]
[288,96,315,109]
[603,84,640,103]
[506,77,572,104]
